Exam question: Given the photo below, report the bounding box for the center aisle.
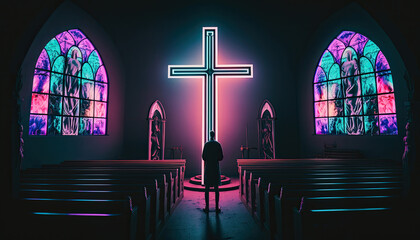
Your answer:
[158,189,269,240]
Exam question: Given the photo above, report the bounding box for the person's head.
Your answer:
[210,130,215,140]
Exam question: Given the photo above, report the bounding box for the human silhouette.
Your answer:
[202,130,223,213]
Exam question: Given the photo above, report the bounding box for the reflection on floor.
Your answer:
[158,189,269,240]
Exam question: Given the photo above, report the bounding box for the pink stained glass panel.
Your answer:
[314,102,327,117]
[327,39,346,63]
[314,83,327,101]
[32,71,50,93]
[376,71,394,93]
[349,33,368,55]
[95,65,108,83]
[35,49,50,70]
[315,118,328,135]
[31,93,48,114]
[78,39,95,62]
[328,100,344,117]
[68,29,86,45]
[29,114,47,135]
[80,100,94,117]
[314,67,327,83]
[93,118,106,135]
[378,94,396,114]
[95,102,107,118]
[55,31,75,55]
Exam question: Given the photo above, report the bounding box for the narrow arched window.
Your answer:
[314,31,397,136]
[29,29,108,136]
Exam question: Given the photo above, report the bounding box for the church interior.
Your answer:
[3,0,419,239]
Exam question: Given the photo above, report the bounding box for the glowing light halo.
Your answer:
[168,27,253,184]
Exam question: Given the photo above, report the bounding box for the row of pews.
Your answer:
[238,158,410,239]
[19,160,185,240]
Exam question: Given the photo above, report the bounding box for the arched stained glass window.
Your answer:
[29,29,108,136]
[314,31,397,136]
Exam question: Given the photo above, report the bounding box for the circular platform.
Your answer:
[184,175,239,192]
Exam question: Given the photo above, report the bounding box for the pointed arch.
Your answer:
[148,100,166,160]
[258,99,276,159]
[29,29,108,136]
[313,31,397,136]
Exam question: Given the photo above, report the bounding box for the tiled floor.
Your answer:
[158,189,269,240]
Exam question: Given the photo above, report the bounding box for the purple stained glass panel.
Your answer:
[379,115,398,135]
[35,49,50,70]
[345,116,364,135]
[95,65,107,83]
[376,71,394,94]
[63,117,79,135]
[68,29,86,45]
[375,51,390,71]
[314,67,327,83]
[93,118,106,135]
[95,83,108,102]
[349,33,368,55]
[95,102,107,118]
[29,114,47,135]
[78,39,95,62]
[32,71,50,93]
[314,102,327,117]
[315,118,328,135]
[328,39,346,63]
[337,31,355,45]
[31,93,48,114]
[56,31,75,55]
[378,94,396,114]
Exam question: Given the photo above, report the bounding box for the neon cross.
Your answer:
[168,27,253,183]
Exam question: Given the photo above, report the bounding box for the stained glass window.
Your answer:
[314,31,397,136]
[29,29,108,136]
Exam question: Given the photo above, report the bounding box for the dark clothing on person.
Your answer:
[202,140,223,186]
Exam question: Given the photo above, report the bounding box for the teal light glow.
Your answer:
[310,207,389,212]
[307,196,391,200]
[33,212,119,216]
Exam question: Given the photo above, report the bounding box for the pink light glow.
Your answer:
[378,94,396,114]
[168,27,253,183]
[30,93,48,114]
[315,102,327,117]
[95,102,107,117]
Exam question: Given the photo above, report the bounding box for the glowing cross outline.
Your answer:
[168,27,253,184]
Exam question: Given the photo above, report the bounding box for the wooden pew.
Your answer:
[20,160,186,240]
[237,158,403,240]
